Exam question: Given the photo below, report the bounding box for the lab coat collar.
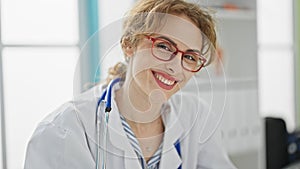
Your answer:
[160,102,184,169]
[72,83,141,168]
[109,101,142,169]
[70,85,112,162]
[107,82,184,169]
[107,83,142,169]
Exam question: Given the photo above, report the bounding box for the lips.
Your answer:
[152,70,178,90]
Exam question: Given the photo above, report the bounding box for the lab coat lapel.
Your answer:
[107,103,128,151]
[71,86,102,160]
[74,83,141,168]
[107,92,142,169]
[159,103,184,169]
[104,82,130,151]
[160,146,182,169]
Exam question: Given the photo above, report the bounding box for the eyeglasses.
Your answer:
[146,35,207,72]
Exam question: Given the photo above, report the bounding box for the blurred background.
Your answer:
[0,0,298,168]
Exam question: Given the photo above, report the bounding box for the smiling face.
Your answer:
[124,14,204,100]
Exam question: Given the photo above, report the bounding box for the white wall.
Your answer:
[98,0,135,81]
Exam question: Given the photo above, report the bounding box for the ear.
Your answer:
[121,37,135,57]
[123,46,135,57]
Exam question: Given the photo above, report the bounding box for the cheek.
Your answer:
[131,49,161,75]
[130,50,156,86]
[178,72,195,88]
[184,69,195,79]
[185,72,195,81]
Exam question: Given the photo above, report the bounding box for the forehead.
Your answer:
[154,14,203,50]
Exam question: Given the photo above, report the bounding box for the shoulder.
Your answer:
[25,86,102,168]
[24,102,76,168]
[28,84,103,146]
[170,91,225,142]
[42,84,103,128]
[197,130,237,169]
[170,91,209,123]
[171,91,208,109]
[28,102,82,147]
[25,101,95,169]
[167,92,210,142]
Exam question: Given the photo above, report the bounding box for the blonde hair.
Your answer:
[105,0,216,85]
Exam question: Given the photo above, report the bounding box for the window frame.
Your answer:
[0,0,100,168]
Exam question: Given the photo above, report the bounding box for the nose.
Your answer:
[165,52,183,74]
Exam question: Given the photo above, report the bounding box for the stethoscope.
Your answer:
[95,78,182,169]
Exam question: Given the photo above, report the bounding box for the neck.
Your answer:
[126,115,164,137]
[115,78,165,160]
[115,78,164,124]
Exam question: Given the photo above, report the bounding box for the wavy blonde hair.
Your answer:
[105,0,216,85]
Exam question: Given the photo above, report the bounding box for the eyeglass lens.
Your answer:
[151,38,205,72]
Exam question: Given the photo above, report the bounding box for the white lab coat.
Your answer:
[24,83,236,169]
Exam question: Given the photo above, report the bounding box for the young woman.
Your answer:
[24,0,236,169]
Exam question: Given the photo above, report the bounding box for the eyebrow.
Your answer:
[156,36,177,47]
[156,35,202,54]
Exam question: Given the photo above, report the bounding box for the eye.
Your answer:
[183,54,197,62]
[155,42,172,52]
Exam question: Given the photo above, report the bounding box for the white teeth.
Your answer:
[154,73,175,86]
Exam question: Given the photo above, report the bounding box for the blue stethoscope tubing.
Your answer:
[97,78,121,113]
[95,78,181,169]
[95,78,121,169]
